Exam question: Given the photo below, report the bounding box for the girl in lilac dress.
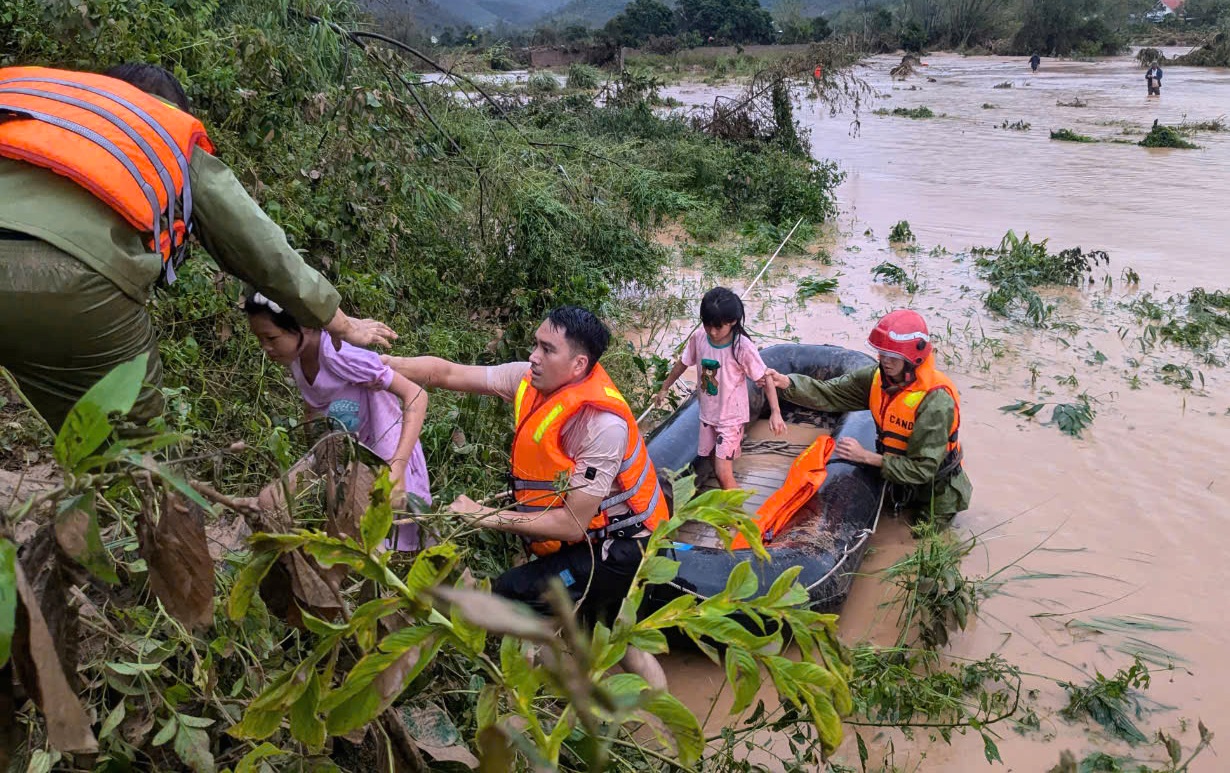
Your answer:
[245,293,430,550]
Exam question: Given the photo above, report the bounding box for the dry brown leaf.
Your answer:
[121,708,156,747]
[205,516,252,562]
[138,492,215,630]
[19,527,81,692]
[12,563,97,754]
[286,551,342,617]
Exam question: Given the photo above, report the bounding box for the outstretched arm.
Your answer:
[382,355,498,395]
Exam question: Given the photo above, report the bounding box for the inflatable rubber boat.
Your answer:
[645,344,885,612]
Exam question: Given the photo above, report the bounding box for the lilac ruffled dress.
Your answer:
[291,330,431,550]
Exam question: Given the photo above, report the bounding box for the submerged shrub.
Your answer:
[1139,124,1200,149]
[527,71,561,94]
[1050,128,1096,142]
[566,62,603,90]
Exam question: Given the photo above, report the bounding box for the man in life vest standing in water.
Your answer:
[761,310,972,520]
[382,307,669,686]
[0,63,395,432]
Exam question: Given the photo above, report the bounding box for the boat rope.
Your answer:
[635,215,805,426]
[803,481,886,596]
[661,480,887,603]
[740,439,812,458]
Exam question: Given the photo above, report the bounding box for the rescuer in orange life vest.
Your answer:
[0,64,395,432]
[761,310,972,520]
[382,306,669,687]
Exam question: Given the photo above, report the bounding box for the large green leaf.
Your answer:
[172,720,215,773]
[723,647,761,714]
[405,543,460,599]
[235,743,285,773]
[324,634,444,735]
[639,555,681,585]
[0,539,15,668]
[289,671,326,750]
[227,550,278,621]
[319,626,437,713]
[227,708,283,741]
[54,490,118,584]
[642,691,703,766]
[54,353,147,471]
[723,561,758,601]
[360,472,393,552]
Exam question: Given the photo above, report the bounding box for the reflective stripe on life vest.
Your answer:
[0,66,214,281]
[509,364,669,557]
[868,355,962,468]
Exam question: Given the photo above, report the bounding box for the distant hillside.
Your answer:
[360,0,572,31]
[361,0,865,32]
[545,0,864,30]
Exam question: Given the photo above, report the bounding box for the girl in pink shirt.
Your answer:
[655,287,785,489]
[245,294,431,550]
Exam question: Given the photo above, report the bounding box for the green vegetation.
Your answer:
[0,365,857,770]
[566,62,604,90]
[871,261,920,293]
[1057,96,1089,107]
[1127,288,1230,354]
[527,71,561,94]
[1000,396,1097,437]
[888,219,916,243]
[975,230,1109,326]
[797,276,840,298]
[993,80,1014,89]
[875,105,936,119]
[1051,128,1097,142]
[1178,116,1228,133]
[1139,124,1201,149]
[1001,119,1032,130]
[603,0,781,48]
[1059,658,1152,743]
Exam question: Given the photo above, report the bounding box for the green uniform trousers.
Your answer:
[0,233,163,432]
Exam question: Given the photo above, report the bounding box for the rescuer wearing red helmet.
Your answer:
[761,309,972,519]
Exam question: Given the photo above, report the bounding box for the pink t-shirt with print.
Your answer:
[681,328,768,428]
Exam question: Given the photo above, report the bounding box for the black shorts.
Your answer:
[493,537,649,625]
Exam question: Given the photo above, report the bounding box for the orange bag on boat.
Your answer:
[731,435,835,550]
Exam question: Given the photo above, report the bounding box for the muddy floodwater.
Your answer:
[652,51,1230,771]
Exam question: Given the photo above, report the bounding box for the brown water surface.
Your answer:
[654,52,1230,771]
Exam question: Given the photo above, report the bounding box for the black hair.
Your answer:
[244,295,303,335]
[546,306,610,372]
[700,286,749,345]
[104,63,191,112]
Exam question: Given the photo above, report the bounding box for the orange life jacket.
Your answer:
[511,364,669,558]
[0,66,215,282]
[868,355,963,476]
[730,434,835,550]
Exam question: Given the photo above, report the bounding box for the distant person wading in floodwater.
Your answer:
[1030,53,1041,73]
[1146,64,1163,96]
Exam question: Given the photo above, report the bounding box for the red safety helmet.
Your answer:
[868,309,932,365]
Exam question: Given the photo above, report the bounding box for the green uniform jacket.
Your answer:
[782,365,973,518]
[0,147,339,327]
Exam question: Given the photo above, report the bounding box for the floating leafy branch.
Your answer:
[797,276,840,299]
[871,262,919,293]
[1059,658,1152,744]
[1000,395,1096,437]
